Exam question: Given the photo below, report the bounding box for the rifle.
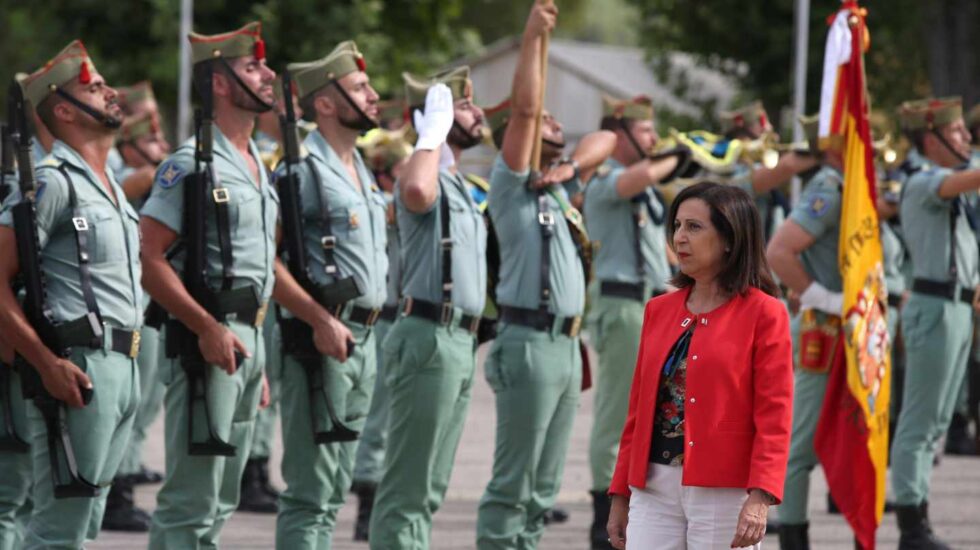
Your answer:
[166,62,238,456]
[276,70,358,443]
[8,79,100,497]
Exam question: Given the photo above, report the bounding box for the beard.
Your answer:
[447,121,483,150]
[337,103,378,132]
[230,82,273,114]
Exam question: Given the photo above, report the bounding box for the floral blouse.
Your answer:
[649,327,693,466]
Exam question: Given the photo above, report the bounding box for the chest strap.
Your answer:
[440,178,453,311]
[305,157,341,278]
[210,167,235,291]
[57,165,103,332]
[536,190,555,313]
[630,188,666,282]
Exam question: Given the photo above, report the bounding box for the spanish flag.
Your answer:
[813,2,891,549]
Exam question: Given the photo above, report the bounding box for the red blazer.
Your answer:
[609,286,793,503]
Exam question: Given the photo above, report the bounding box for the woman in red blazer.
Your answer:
[607,182,793,549]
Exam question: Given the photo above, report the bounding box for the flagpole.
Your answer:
[177,0,193,141]
[791,0,810,204]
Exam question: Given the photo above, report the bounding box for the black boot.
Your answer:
[543,506,569,525]
[254,456,279,499]
[130,464,164,485]
[238,459,278,513]
[101,478,152,532]
[944,413,977,455]
[896,504,952,549]
[778,522,810,550]
[589,491,614,550]
[351,481,376,542]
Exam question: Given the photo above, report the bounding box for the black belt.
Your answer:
[498,306,582,337]
[108,328,141,359]
[379,304,398,323]
[600,281,644,302]
[401,297,480,334]
[345,305,383,327]
[911,279,974,303]
[887,293,903,308]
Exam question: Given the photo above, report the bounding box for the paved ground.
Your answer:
[92,343,980,549]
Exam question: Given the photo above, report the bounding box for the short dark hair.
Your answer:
[191,60,235,101]
[666,181,780,297]
[600,116,634,132]
[35,94,62,135]
[904,128,926,153]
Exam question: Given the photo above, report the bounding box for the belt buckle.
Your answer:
[254,302,269,327]
[366,308,381,326]
[212,188,231,203]
[440,302,454,325]
[568,316,582,337]
[129,330,141,358]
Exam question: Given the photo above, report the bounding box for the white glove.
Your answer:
[413,83,455,151]
[438,142,455,171]
[800,281,844,316]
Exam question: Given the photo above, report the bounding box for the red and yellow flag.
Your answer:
[813,3,891,549]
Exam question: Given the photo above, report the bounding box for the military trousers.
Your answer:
[250,314,282,460]
[0,368,33,550]
[586,294,643,492]
[118,325,164,476]
[476,323,581,550]
[24,346,140,549]
[148,320,265,550]
[352,317,394,486]
[892,294,972,505]
[275,322,375,550]
[369,315,476,549]
[779,312,829,525]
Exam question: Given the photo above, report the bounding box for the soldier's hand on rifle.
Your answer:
[199,320,250,375]
[525,1,558,39]
[312,312,354,362]
[39,357,92,409]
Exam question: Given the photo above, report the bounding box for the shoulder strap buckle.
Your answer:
[320,235,337,250]
[537,211,555,226]
[71,217,89,231]
[212,188,231,204]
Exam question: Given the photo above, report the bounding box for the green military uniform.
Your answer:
[477,151,585,548]
[274,42,388,550]
[893,98,978,507]
[0,170,32,550]
[779,166,843,525]
[3,41,143,549]
[142,22,279,549]
[368,68,487,549]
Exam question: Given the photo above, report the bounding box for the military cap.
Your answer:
[403,66,473,108]
[20,40,100,108]
[117,112,160,143]
[357,126,413,172]
[189,21,266,65]
[601,94,654,122]
[287,41,367,100]
[898,97,962,131]
[967,103,980,131]
[118,81,155,106]
[720,101,769,133]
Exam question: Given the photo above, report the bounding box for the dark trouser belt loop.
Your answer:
[911,278,973,303]
[399,296,480,335]
[887,293,903,308]
[498,305,582,338]
[599,280,645,302]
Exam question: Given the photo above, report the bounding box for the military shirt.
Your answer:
[730,163,786,239]
[881,221,906,296]
[487,154,585,317]
[900,166,979,289]
[0,140,143,329]
[584,158,670,291]
[141,126,279,303]
[788,166,844,292]
[278,129,388,308]
[383,192,400,307]
[395,169,487,315]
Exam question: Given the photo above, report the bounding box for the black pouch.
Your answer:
[314,277,363,308]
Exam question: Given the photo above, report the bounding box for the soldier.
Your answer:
[365,68,487,548]
[582,95,681,549]
[0,40,143,548]
[350,125,412,541]
[890,97,980,549]
[475,3,619,547]
[273,41,385,548]
[765,135,845,550]
[100,112,171,533]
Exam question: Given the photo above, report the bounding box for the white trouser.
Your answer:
[627,464,763,550]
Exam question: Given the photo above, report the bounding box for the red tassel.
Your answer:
[356,56,366,72]
[759,112,768,129]
[254,39,266,61]
[734,114,744,127]
[79,61,91,84]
